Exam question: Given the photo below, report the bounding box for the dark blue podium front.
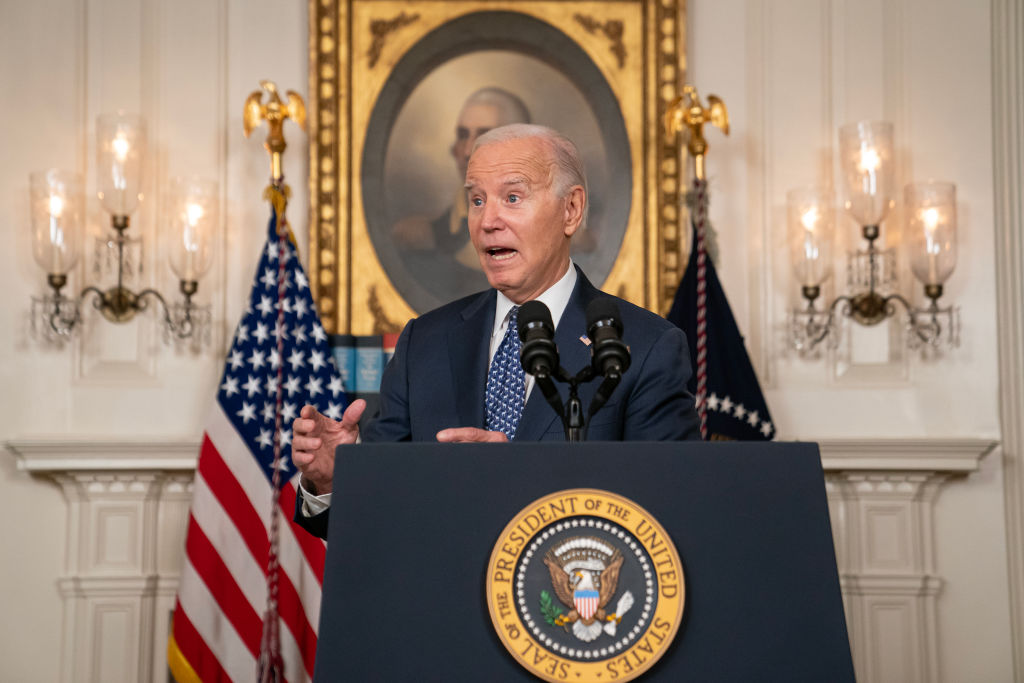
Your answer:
[314,441,854,682]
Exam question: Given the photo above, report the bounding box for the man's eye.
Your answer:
[508,194,520,203]
[471,197,483,207]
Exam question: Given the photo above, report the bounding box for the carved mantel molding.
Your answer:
[813,437,996,683]
[5,436,997,683]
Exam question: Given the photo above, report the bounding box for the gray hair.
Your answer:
[461,87,532,126]
[471,123,589,228]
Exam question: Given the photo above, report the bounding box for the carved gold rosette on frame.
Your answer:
[309,0,687,334]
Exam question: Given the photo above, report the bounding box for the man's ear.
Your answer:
[562,186,586,237]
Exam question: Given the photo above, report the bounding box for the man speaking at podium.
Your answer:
[292,124,700,539]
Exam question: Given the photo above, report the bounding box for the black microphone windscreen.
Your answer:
[518,300,554,340]
[586,297,623,335]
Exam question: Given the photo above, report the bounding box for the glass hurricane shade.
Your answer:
[787,187,834,288]
[906,181,957,286]
[839,121,895,227]
[97,112,146,216]
[30,169,84,275]
[166,177,217,281]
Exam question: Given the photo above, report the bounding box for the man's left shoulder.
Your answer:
[597,291,677,340]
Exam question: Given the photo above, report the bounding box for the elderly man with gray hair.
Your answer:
[293,124,699,539]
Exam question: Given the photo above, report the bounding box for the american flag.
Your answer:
[168,198,346,682]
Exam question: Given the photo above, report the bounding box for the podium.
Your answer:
[315,442,854,681]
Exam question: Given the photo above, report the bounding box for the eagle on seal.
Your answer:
[543,536,632,642]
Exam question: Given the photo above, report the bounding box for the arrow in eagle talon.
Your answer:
[603,591,635,636]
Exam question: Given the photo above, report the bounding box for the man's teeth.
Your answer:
[488,248,516,261]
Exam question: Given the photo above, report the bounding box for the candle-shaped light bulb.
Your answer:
[167,177,218,282]
[97,113,145,215]
[858,147,881,172]
[839,122,894,226]
[907,182,957,287]
[113,132,130,162]
[788,187,834,289]
[185,202,204,227]
[801,206,820,231]
[31,169,83,276]
[48,195,65,217]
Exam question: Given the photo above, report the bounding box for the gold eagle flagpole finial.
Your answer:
[664,85,729,181]
[243,80,307,185]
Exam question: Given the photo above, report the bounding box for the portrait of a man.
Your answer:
[363,36,632,315]
[388,86,533,305]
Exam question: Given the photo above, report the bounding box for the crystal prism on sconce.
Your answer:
[30,113,214,345]
[788,121,960,356]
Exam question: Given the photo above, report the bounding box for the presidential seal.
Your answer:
[486,489,684,682]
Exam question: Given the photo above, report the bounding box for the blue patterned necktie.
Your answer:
[485,306,526,440]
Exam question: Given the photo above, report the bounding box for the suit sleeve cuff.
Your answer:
[298,479,332,517]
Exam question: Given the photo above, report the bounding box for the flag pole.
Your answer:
[242,80,307,683]
[664,87,729,439]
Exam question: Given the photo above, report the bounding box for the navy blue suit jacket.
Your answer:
[296,267,699,537]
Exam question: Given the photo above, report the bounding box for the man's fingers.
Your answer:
[293,417,318,436]
[292,434,322,453]
[436,427,509,443]
[340,399,367,428]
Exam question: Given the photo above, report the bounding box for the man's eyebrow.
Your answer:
[464,176,531,191]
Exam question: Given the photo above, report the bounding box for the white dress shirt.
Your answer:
[301,260,577,517]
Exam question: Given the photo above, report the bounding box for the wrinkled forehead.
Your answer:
[465,138,557,188]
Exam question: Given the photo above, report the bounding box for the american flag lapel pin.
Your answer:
[580,335,591,346]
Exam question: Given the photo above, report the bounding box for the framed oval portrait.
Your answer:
[361,11,632,314]
[309,0,687,333]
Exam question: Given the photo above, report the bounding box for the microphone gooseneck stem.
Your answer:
[565,376,584,442]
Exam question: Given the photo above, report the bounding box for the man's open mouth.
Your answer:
[486,247,517,261]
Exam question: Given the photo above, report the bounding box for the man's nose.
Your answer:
[479,199,503,230]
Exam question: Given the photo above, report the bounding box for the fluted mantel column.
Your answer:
[818,438,996,683]
[6,440,197,683]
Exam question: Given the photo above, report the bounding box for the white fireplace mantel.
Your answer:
[5,436,996,683]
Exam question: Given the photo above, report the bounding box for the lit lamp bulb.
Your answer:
[907,181,957,299]
[97,113,146,218]
[788,187,834,303]
[30,169,83,279]
[167,177,218,287]
[839,121,894,230]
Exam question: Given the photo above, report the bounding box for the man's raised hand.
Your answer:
[291,400,366,495]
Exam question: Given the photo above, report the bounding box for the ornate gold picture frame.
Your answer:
[309,0,687,334]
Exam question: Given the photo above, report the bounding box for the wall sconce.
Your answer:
[789,121,960,354]
[30,112,214,343]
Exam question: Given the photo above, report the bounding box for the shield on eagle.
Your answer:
[574,588,600,620]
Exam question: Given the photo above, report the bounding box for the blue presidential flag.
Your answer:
[666,179,775,441]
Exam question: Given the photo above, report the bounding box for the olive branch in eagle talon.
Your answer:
[539,590,568,630]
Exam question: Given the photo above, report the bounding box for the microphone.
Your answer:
[586,298,631,378]
[518,300,559,378]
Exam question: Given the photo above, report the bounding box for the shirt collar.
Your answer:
[492,259,578,338]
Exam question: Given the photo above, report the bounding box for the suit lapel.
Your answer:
[449,290,495,429]
[515,268,600,441]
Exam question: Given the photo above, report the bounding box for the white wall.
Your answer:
[0,0,308,680]
[688,1,1013,680]
[0,0,1015,681]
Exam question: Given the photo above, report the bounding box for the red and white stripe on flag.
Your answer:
[169,208,347,682]
[574,591,600,621]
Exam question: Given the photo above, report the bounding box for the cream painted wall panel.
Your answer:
[933,451,1014,683]
[0,1,84,678]
[0,0,300,681]
[0,458,65,683]
[687,0,1011,680]
[224,0,310,341]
